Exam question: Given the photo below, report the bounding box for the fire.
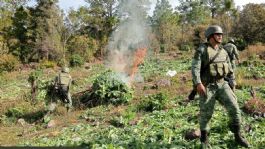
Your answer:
[129,47,147,84]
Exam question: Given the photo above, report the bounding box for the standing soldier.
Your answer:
[224,38,240,71]
[191,25,249,148]
[53,66,73,112]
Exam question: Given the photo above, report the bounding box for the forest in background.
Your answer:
[0,0,265,72]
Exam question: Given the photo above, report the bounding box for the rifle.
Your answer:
[224,77,235,91]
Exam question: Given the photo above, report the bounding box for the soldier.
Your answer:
[53,66,73,112]
[224,38,240,71]
[191,25,249,148]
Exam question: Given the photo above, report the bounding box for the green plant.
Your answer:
[139,92,168,112]
[69,54,84,67]
[179,42,193,51]
[84,70,133,105]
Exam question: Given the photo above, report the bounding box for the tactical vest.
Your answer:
[59,72,71,86]
[207,47,230,77]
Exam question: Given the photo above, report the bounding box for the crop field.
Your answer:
[0,47,265,149]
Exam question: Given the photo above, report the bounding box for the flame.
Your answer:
[129,47,147,84]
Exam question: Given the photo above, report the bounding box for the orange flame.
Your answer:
[130,48,147,83]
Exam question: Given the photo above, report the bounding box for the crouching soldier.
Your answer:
[53,67,73,112]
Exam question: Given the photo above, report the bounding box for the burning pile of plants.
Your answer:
[77,70,133,108]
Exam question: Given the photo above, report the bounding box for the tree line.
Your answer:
[0,0,264,72]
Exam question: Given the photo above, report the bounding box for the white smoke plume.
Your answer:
[106,0,151,84]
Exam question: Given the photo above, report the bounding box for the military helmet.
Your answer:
[205,25,223,38]
[228,37,235,43]
[62,67,69,73]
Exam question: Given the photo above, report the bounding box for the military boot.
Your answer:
[200,130,211,149]
[230,124,250,148]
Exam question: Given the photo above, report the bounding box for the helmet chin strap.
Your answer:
[213,36,221,44]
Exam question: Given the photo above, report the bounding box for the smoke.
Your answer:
[106,0,151,85]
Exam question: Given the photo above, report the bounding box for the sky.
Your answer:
[56,0,265,11]
[29,0,265,12]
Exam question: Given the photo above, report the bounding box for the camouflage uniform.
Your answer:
[192,43,241,131]
[192,25,249,148]
[53,67,72,111]
[223,39,239,71]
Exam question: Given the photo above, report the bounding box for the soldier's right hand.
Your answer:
[197,83,206,97]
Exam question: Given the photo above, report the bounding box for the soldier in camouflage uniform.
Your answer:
[191,25,249,148]
[52,67,73,111]
[224,38,240,71]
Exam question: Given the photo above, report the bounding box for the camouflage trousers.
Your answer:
[231,60,236,71]
[59,85,72,109]
[199,81,241,131]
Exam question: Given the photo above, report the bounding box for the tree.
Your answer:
[31,0,64,61]
[177,0,209,25]
[84,0,119,57]
[67,35,98,62]
[152,0,180,52]
[8,6,33,63]
[234,4,265,44]
[0,0,29,55]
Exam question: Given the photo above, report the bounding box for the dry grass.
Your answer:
[240,44,265,61]
[243,98,265,116]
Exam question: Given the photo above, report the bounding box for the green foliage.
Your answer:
[28,69,51,102]
[234,4,265,44]
[67,35,97,62]
[28,69,42,84]
[179,42,193,51]
[69,54,84,67]
[152,0,180,53]
[0,54,19,73]
[5,107,25,118]
[32,0,63,62]
[110,107,137,127]
[234,38,247,51]
[8,6,33,63]
[90,70,133,105]
[139,92,168,112]
[177,0,209,24]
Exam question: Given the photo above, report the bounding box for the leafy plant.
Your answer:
[82,70,133,105]
[139,92,168,112]
[69,54,84,67]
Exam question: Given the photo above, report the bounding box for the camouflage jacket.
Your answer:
[191,43,235,86]
[223,43,239,61]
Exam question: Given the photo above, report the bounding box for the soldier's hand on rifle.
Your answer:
[229,79,236,92]
[197,83,206,97]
